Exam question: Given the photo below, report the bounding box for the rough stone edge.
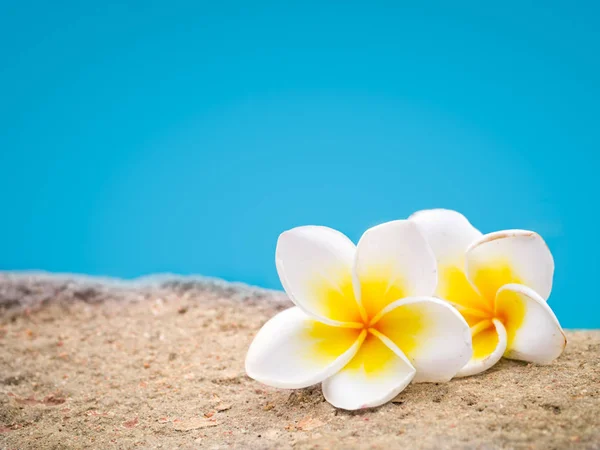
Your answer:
[0,271,290,316]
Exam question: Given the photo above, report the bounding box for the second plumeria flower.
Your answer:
[246,220,472,410]
[410,209,566,377]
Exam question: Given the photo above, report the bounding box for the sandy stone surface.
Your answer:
[0,273,598,449]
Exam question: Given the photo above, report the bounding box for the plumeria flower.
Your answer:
[245,221,472,410]
[410,209,566,377]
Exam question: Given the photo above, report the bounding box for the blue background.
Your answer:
[1,2,598,328]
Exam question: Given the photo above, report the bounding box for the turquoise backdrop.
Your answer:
[1,2,598,327]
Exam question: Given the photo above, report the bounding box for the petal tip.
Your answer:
[467,229,546,254]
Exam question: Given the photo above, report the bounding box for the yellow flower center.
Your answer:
[439,261,526,359]
[303,269,425,370]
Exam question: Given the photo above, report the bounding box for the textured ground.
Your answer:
[0,272,598,450]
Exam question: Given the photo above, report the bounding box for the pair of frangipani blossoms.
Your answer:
[245,209,566,410]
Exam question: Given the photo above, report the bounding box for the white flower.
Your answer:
[410,209,566,377]
[245,220,472,410]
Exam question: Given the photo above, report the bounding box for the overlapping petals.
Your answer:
[245,307,365,389]
[375,297,472,382]
[410,209,566,377]
[354,221,438,318]
[457,318,506,377]
[410,209,489,313]
[496,284,565,364]
[247,221,472,410]
[466,230,555,301]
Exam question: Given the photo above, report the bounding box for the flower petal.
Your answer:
[276,226,363,325]
[410,209,490,314]
[321,331,416,410]
[354,220,437,319]
[436,264,493,316]
[456,318,507,377]
[246,307,365,389]
[373,297,472,382]
[409,209,482,265]
[496,284,566,364]
[465,230,554,301]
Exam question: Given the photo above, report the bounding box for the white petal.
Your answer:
[373,297,472,382]
[354,220,437,319]
[465,230,554,301]
[322,332,416,410]
[245,307,365,389]
[409,209,482,265]
[409,209,491,313]
[456,319,507,377]
[276,226,363,326]
[496,284,566,364]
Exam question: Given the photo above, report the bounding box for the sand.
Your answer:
[0,272,598,450]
